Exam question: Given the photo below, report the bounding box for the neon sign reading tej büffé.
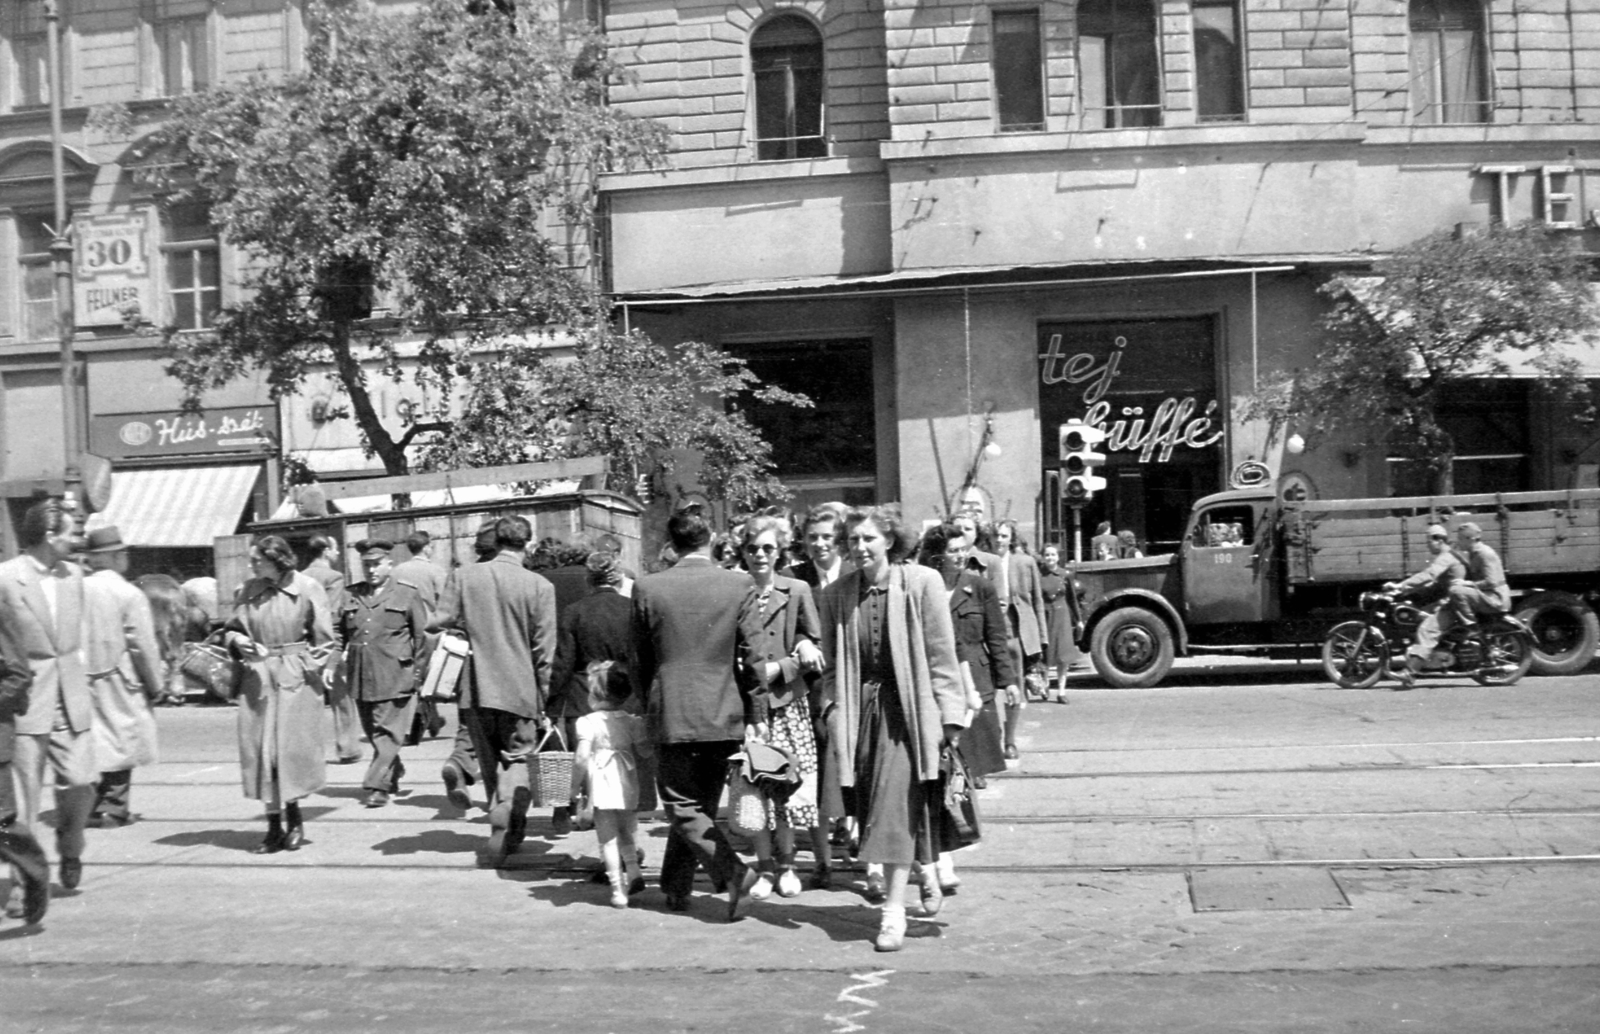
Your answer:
[1040,334,1224,463]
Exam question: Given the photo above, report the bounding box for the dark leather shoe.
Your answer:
[282,825,304,852]
[1004,744,1020,760]
[727,861,756,921]
[663,893,690,912]
[441,761,472,812]
[0,829,49,924]
[628,876,646,896]
[58,856,83,891]
[252,830,286,854]
[361,789,389,809]
[335,754,363,765]
[808,866,832,891]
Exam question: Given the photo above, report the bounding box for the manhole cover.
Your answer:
[1187,867,1351,912]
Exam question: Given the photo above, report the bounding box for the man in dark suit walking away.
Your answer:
[632,510,757,919]
[430,516,557,867]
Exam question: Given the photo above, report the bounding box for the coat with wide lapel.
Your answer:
[738,574,822,720]
[0,554,92,737]
[946,571,1015,701]
[1004,551,1049,659]
[817,563,965,786]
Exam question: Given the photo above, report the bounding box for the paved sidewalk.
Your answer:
[4,681,1599,1032]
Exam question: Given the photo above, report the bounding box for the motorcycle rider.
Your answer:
[1445,522,1512,634]
[1382,523,1466,689]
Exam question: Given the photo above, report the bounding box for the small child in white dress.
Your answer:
[570,660,651,908]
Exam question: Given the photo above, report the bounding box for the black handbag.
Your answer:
[940,746,981,849]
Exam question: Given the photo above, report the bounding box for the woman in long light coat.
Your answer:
[225,535,335,853]
[817,506,965,952]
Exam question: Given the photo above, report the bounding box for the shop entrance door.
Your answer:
[1039,317,1225,554]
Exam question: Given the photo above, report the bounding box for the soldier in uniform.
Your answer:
[337,540,429,808]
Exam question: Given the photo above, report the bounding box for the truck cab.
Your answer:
[1180,490,1282,626]
[1072,489,1285,687]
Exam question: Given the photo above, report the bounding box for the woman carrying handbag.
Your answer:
[736,515,826,899]
[817,507,966,952]
[224,535,337,854]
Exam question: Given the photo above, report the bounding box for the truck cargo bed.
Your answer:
[1285,488,1600,586]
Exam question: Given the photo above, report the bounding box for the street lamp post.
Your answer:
[44,0,80,498]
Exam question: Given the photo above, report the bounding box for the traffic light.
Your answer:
[1059,419,1107,506]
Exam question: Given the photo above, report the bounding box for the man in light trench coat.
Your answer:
[81,526,164,827]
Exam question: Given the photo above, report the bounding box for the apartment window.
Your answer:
[17,214,58,342]
[164,204,220,331]
[1077,0,1161,128]
[1193,0,1244,121]
[1409,0,1489,124]
[156,17,209,96]
[751,14,825,161]
[7,2,51,109]
[993,9,1045,131]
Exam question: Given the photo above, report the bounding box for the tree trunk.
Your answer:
[328,319,408,478]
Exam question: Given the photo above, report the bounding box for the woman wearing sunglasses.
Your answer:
[736,515,826,897]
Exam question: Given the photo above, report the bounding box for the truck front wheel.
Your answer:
[1515,592,1600,677]
[1090,606,1175,688]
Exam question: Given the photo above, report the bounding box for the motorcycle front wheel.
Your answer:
[1472,630,1535,686]
[1321,621,1387,689]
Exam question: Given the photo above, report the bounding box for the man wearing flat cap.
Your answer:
[1384,523,1467,689]
[81,526,164,825]
[337,540,429,808]
[1446,522,1512,633]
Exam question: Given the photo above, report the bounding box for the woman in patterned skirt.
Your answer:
[736,515,825,898]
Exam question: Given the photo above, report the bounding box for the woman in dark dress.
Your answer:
[1037,542,1082,699]
[817,507,965,952]
[918,522,1011,785]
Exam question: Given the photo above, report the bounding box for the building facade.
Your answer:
[598,0,1600,548]
[2,0,1597,559]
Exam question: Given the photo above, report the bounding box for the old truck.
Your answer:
[1070,486,1600,687]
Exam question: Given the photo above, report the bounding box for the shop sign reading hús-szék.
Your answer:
[88,405,279,460]
[1039,332,1223,463]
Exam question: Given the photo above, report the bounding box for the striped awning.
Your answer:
[95,465,261,547]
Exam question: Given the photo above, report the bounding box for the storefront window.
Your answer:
[1039,317,1224,551]
[730,338,876,505]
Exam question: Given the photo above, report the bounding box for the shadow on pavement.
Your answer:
[316,787,369,800]
[368,829,484,856]
[152,829,266,852]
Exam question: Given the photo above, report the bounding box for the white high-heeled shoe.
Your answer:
[875,908,907,952]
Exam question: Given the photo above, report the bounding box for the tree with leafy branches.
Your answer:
[1244,223,1597,494]
[136,0,666,478]
[421,327,811,511]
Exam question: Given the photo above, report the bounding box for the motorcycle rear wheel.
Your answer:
[1321,621,1387,689]
[1471,629,1534,686]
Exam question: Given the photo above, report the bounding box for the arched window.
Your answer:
[751,14,825,161]
[1409,0,1489,124]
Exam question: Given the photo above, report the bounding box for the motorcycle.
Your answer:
[1320,591,1536,689]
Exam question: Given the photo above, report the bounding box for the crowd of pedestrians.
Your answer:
[0,495,1084,953]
